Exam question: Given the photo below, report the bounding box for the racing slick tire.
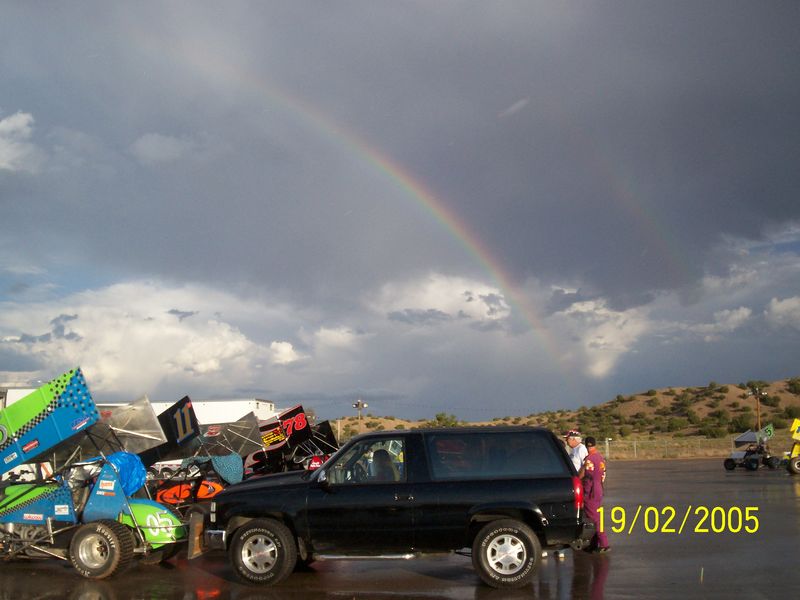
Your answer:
[765,456,780,470]
[744,458,759,471]
[69,520,135,579]
[723,458,737,471]
[789,456,800,475]
[471,519,541,589]
[230,519,297,585]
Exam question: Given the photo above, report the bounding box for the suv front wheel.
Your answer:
[230,519,297,585]
[472,519,541,589]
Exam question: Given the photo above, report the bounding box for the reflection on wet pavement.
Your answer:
[1,460,797,599]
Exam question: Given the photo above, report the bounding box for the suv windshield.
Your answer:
[325,437,406,484]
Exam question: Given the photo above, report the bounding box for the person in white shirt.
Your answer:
[565,430,588,472]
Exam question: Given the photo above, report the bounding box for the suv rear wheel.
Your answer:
[230,519,297,585]
[471,519,541,589]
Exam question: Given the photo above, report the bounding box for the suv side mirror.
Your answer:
[317,469,331,490]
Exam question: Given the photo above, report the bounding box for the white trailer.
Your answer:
[0,387,37,408]
[97,398,280,424]
[3,388,280,423]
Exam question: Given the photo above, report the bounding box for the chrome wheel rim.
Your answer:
[78,533,111,570]
[486,533,526,576]
[241,534,278,574]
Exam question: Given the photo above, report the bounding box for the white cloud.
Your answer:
[0,111,44,173]
[765,297,800,330]
[130,132,196,165]
[371,273,510,324]
[0,281,269,397]
[269,340,304,365]
[551,299,651,378]
[498,97,530,119]
[313,327,360,349]
[688,306,752,342]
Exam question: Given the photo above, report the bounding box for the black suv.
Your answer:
[192,426,590,589]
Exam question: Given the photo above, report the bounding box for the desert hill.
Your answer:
[333,377,800,445]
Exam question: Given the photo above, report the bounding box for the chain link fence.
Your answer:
[602,438,735,460]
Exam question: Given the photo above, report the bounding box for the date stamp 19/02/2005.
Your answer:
[596,506,760,535]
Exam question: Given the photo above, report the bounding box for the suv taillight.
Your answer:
[572,476,583,511]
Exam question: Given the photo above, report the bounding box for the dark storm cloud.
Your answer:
[0,348,42,372]
[2,2,798,312]
[1,3,799,420]
[15,314,81,344]
[50,314,80,339]
[388,309,452,326]
[168,309,197,322]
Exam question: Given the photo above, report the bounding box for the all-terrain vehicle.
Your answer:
[0,368,185,578]
[723,426,780,471]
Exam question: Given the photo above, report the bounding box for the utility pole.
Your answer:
[353,398,368,432]
[748,386,766,432]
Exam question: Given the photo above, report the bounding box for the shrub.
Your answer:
[728,414,755,433]
[645,389,658,396]
[783,406,800,419]
[699,426,728,438]
[771,417,788,429]
[667,417,688,432]
[787,378,800,395]
[761,395,780,408]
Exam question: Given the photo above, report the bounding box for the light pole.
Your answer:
[353,398,368,432]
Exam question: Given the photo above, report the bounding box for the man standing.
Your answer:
[579,436,610,553]
[565,430,588,472]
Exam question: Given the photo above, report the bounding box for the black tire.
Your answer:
[745,458,759,471]
[765,456,780,470]
[69,520,136,579]
[230,519,297,585]
[789,456,800,475]
[471,519,541,589]
[723,458,736,471]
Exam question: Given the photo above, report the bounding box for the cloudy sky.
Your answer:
[1,3,799,421]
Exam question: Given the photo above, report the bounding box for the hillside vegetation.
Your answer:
[334,377,800,443]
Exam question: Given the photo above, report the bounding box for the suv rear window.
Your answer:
[425,431,568,480]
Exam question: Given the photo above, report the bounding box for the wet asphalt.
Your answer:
[1,459,798,599]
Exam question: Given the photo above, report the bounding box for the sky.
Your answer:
[1,3,799,421]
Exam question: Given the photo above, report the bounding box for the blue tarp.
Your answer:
[107,451,147,495]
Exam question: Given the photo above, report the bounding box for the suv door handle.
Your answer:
[394,493,414,502]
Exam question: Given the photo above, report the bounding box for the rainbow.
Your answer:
[155,42,567,366]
